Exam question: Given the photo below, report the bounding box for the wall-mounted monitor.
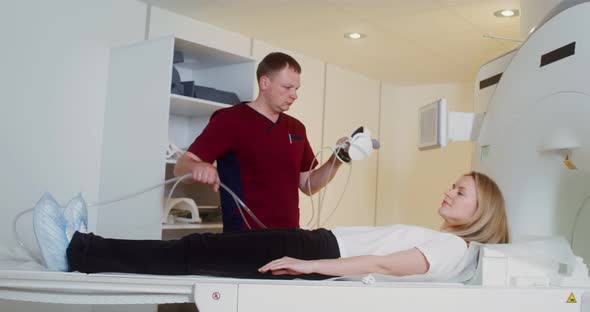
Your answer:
[418,98,448,150]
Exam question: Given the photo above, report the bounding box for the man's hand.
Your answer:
[174,152,221,192]
[335,136,349,148]
[258,257,315,275]
[334,136,350,161]
[190,162,220,192]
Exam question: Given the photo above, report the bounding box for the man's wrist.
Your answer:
[334,149,351,164]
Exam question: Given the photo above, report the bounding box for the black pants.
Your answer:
[67,228,340,280]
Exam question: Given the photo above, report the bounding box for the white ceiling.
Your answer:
[142,0,521,85]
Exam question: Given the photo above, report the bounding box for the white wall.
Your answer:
[0,0,146,310]
[0,0,146,249]
[149,6,251,58]
[320,65,381,228]
[376,83,474,230]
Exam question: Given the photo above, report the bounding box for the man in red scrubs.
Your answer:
[174,52,345,232]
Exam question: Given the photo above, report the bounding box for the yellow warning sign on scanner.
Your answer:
[566,292,577,303]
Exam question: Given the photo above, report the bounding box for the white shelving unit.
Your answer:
[169,94,231,117]
[100,35,256,239]
[168,36,256,152]
[166,37,256,234]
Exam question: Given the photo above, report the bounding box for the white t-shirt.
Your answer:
[332,224,468,277]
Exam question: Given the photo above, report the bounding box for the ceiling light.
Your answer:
[501,10,514,17]
[345,32,366,39]
[494,9,519,17]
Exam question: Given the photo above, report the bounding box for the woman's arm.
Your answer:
[258,248,429,277]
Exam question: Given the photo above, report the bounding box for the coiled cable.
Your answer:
[304,143,352,229]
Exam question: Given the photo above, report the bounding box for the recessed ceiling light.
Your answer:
[345,32,366,39]
[494,9,519,17]
[501,10,514,16]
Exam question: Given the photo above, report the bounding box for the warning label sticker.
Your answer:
[566,292,577,304]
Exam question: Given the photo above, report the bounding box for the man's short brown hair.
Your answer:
[256,52,301,80]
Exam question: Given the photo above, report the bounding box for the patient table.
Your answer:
[1,242,590,311]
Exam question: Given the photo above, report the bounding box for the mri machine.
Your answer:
[2,2,590,311]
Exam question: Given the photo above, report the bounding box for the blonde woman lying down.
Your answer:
[34,171,509,280]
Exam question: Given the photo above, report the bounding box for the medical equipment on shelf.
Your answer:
[165,142,185,161]
[162,197,201,224]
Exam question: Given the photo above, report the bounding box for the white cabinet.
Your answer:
[99,36,256,240]
[168,37,256,148]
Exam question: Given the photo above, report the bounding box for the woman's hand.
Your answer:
[258,257,316,275]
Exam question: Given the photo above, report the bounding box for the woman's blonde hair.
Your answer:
[444,171,510,244]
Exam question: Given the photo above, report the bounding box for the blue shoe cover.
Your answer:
[63,193,88,241]
[33,193,69,271]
